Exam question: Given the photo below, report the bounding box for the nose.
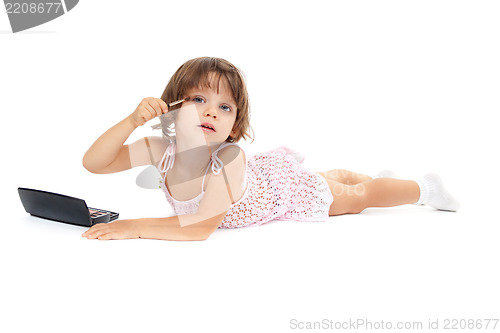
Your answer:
[203,105,218,119]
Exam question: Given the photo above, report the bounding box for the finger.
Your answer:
[89,229,109,239]
[97,233,113,240]
[84,225,109,239]
[82,224,103,237]
[149,99,163,117]
[97,232,118,240]
[144,103,157,120]
[157,98,169,114]
[84,230,100,239]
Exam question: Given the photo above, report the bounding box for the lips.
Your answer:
[199,122,216,132]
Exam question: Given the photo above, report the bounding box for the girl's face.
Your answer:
[176,76,238,146]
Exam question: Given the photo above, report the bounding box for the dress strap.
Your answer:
[210,142,240,175]
[159,141,242,194]
[201,142,241,192]
[158,142,175,181]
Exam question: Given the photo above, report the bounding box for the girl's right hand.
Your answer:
[129,97,169,127]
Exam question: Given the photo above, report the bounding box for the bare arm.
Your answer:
[138,214,226,241]
[82,213,226,241]
[82,97,168,174]
[82,115,136,173]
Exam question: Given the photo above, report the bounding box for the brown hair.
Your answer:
[159,57,253,142]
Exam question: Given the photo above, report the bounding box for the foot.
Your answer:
[416,173,461,212]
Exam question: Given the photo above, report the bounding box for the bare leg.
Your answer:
[324,177,420,216]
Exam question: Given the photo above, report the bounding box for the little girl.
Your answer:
[82,57,460,241]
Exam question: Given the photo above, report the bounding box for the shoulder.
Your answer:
[216,144,246,200]
[145,136,169,163]
[216,144,246,168]
[214,144,246,184]
[145,136,168,151]
[196,144,246,219]
[127,136,169,167]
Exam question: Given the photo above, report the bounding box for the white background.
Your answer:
[1,1,499,332]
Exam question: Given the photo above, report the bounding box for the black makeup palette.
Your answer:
[18,187,119,227]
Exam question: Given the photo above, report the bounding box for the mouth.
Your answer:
[198,123,216,133]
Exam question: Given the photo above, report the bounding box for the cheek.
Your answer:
[227,114,237,132]
[176,105,200,128]
[229,110,237,123]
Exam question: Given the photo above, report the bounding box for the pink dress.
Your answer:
[157,143,333,228]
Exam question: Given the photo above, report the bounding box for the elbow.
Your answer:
[82,156,92,173]
[197,233,211,241]
[194,217,223,241]
[158,231,211,242]
[82,157,95,173]
[192,230,213,241]
[174,213,222,241]
[190,226,218,241]
[82,152,109,174]
[190,236,208,241]
[193,214,225,240]
[82,155,101,174]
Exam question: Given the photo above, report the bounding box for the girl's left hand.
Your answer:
[82,219,141,240]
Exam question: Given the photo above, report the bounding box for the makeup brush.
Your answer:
[167,97,191,108]
[162,97,191,115]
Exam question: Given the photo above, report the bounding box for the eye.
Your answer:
[220,104,232,112]
[193,96,205,103]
